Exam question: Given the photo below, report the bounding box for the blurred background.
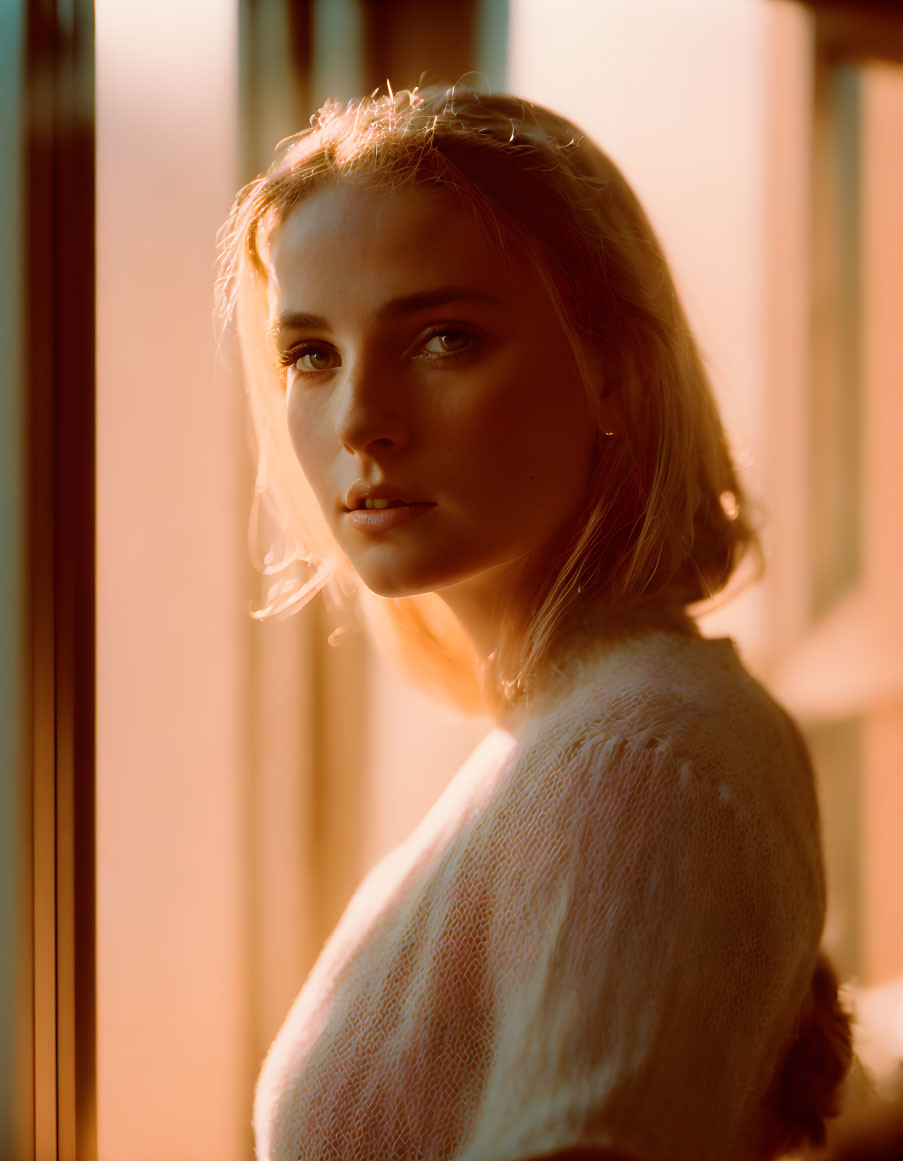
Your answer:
[3,0,903,1158]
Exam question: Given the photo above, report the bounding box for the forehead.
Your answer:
[266,180,527,317]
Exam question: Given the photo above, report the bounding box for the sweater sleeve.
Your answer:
[457,720,825,1161]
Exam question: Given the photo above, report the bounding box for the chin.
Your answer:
[354,557,484,601]
[357,568,439,600]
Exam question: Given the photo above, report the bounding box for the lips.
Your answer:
[345,501,435,534]
[345,482,429,512]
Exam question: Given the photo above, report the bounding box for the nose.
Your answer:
[334,364,411,457]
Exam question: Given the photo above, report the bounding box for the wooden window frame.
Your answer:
[24,1,97,1158]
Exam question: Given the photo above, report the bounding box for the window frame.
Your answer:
[24,1,97,1157]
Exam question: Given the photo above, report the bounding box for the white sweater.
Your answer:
[254,618,825,1161]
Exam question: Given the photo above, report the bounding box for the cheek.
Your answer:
[286,391,335,503]
[454,359,592,493]
[459,392,527,464]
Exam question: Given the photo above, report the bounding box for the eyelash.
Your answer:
[275,325,481,379]
[275,341,339,375]
[416,326,479,362]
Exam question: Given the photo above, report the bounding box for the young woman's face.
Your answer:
[267,180,598,614]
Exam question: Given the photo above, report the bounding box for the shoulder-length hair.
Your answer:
[217,84,759,713]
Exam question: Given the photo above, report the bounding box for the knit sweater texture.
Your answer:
[254,618,826,1161]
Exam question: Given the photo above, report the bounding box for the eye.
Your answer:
[418,329,474,358]
[283,342,341,375]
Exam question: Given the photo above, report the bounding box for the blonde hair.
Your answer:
[218,84,759,713]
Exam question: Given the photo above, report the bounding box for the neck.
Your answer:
[440,582,697,729]
[434,561,524,663]
[434,563,541,729]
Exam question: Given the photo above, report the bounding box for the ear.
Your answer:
[594,388,624,438]
[580,342,623,437]
[601,398,624,437]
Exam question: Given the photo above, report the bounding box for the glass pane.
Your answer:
[811,62,864,616]
[806,718,862,981]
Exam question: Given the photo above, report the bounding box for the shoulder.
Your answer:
[520,627,816,809]
[471,633,830,1161]
[500,626,824,908]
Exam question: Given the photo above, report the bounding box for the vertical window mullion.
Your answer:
[26,1,96,1158]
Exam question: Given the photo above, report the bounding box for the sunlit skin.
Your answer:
[267,181,612,659]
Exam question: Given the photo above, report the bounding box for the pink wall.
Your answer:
[95,3,249,1158]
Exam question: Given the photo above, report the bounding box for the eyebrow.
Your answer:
[272,285,507,336]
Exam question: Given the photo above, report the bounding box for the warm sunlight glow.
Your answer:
[95,2,243,1160]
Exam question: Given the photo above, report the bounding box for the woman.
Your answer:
[219,85,852,1161]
